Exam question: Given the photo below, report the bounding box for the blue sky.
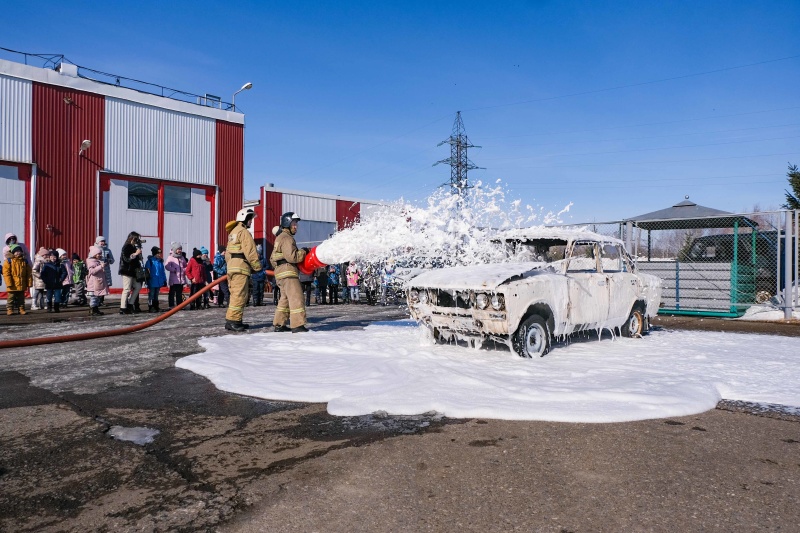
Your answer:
[4,1,799,222]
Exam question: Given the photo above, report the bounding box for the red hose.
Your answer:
[0,276,232,349]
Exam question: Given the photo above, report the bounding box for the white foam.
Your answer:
[176,321,800,423]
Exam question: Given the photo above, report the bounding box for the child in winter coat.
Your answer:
[185,248,206,310]
[86,246,109,316]
[200,246,213,308]
[164,243,188,309]
[250,244,267,306]
[41,249,67,312]
[347,262,361,304]
[3,244,32,315]
[327,264,340,305]
[31,247,48,310]
[212,245,229,307]
[144,246,167,312]
[57,249,74,307]
[70,253,87,306]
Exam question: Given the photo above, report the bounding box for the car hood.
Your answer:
[407,262,550,291]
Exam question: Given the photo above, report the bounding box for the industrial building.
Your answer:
[245,185,382,258]
[0,55,245,290]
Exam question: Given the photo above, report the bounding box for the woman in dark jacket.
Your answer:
[118,231,144,314]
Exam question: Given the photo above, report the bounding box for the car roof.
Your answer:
[493,227,623,246]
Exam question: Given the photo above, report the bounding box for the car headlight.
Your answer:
[418,290,429,304]
[409,289,419,302]
[490,294,505,310]
[475,293,489,309]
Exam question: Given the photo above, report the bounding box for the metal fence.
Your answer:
[559,211,798,317]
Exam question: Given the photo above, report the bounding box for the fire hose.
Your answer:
[0,246,330,350]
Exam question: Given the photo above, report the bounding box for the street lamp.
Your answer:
[79,139,91,156]
[232,82,253,112]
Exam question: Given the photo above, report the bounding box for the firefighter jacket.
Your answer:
[270,228,307,281]
[3,255,33,291]
[225,221,262,276]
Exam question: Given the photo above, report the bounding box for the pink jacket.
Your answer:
[86,257,109,296]
[164,254,188,285]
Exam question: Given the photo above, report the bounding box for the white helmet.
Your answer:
[236,207,256,223]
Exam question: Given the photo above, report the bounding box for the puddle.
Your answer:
[107,425,160,445]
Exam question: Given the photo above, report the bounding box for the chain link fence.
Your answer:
[559,211,798,317]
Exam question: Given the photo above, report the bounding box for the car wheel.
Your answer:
[512,315,550,358]
[620,307,644,338]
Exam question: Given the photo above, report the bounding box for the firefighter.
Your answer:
[271,212,309,333]
[224,207,262,332]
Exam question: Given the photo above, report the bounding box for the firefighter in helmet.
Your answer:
[224,207,263,332]
[271,212,309,332]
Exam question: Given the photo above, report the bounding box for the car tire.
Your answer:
[620,306,644,338]
[512,314,550,358]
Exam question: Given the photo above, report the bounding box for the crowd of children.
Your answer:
[3,232,405,316]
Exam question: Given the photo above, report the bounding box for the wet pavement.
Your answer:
[1,300,799,531]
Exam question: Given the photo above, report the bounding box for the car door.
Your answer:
[601,243,638,322]
[566,242,610,327]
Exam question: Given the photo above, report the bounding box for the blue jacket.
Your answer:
[145,256,167,288]
[328,265,340,285]
[251,253,267,282]
[212,252,227,276]
[41,261,67,290]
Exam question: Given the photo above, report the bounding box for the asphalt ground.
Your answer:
[1,298,799,532]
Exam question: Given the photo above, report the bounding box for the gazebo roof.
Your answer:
[624,197,757,230]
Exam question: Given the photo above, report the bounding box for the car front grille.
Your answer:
[430,289,472,309]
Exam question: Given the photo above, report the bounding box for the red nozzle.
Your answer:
[298,246,327,275]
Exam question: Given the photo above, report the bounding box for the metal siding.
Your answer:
[32,82,104,256]
[294,221,336,248]
[283,194,336,223]
[105,97,215,185]
[106,179,158,288]
[336,199,361,230]
[215,121,244,248]
[0,74,32,162]
[264,190,282,259]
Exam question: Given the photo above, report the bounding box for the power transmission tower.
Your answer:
[434,111,483,196]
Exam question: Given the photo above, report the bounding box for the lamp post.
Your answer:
[232,82,253,112]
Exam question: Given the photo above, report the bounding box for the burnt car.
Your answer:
[406,228,662,358]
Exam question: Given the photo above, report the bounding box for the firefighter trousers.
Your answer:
[273,276,306,327]
[226,272,251,323]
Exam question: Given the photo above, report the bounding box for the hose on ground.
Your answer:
[0,275,234,349]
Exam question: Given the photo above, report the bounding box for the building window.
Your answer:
[164,185,191,214]
[128,182,158,211]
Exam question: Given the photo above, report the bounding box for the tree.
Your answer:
[783,163,800,210]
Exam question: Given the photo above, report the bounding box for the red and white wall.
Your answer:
[0,58,245,291]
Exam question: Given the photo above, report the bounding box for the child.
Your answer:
[327,264,340,305]
[3,244,32,315]
[70,253,87,306]
[41,249,67,312]
[251,244,267,306]
[200,246,213,309]
[144,246,167,312]
[57,249,74,308]
[3,233,31,264]
[164,243,188,309]
[213,245,229,307]
[347,262,361,304]
[185,248,205,310]
[31,247,48,310]
[86,246,108,316]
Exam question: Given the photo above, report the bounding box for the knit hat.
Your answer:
[48,249,58,258]
[95,236,106,245]
[200,246,209,255]
[171,241,182,253]
[192,247,202,259]
[151,246,162,255]
[9,244,21,253]
[56,248,67,258]
[89,246,102,257]
[72,253,81,261]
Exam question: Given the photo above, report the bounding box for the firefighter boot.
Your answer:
[225,320,246,332]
